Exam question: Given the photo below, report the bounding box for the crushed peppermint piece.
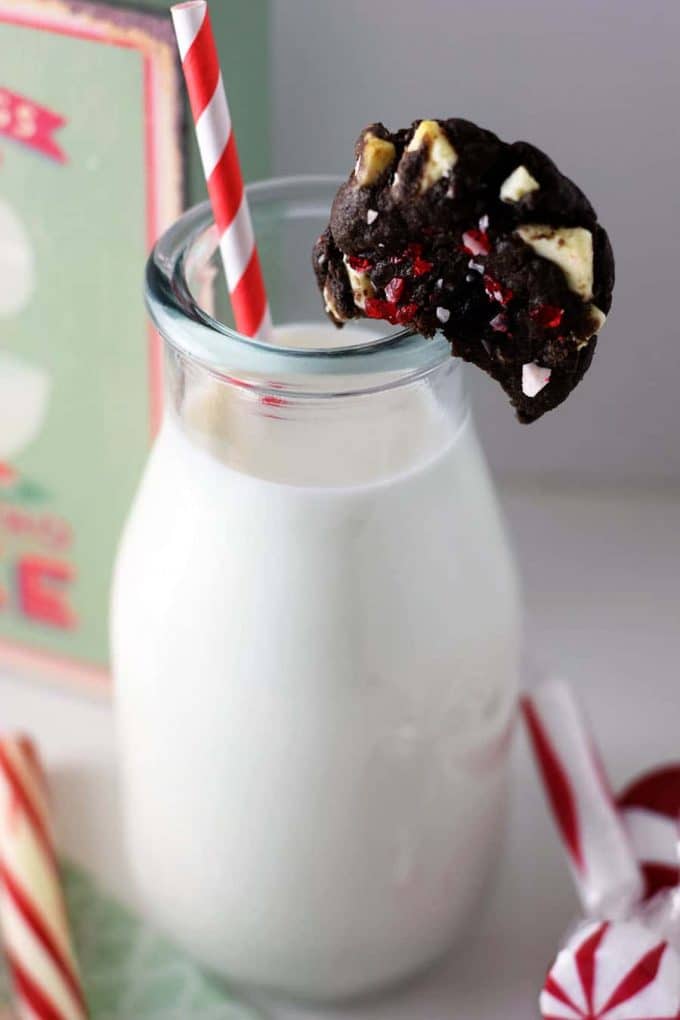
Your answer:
[385,276,405,303]
[436,278,444,288]
[436,306,450,324]
[364,296,418,326]
[404,243,433,276]
[366,209,379,225]
[522,362,551,398]
[395,302,418,323]
[483,274,514,305]
[461,228,491,256]
[529,304,564,329]
[468,260,484,273]
[479,214,489,231]
[365,297,393,320]
[347,254,372,272]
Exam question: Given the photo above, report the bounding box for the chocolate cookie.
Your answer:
[313,119,614,422]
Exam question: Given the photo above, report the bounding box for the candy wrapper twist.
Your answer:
[523,679,680,1019]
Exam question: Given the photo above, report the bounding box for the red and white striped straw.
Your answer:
[0,735,88,1020]
[522,680,644,920]
[171,1,272,340]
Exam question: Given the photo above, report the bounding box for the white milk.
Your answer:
[112,323,520,1002]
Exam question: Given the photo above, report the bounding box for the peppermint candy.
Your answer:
[619,765,680,900]
[541,919,680,1020]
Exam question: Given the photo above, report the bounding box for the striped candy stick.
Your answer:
[0,736,88,1020]
[522,680,644,920]
[171,1,273,341]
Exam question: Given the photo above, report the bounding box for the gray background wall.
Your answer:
[271,0,680,485]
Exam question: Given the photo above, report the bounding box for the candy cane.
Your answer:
[0,735,88,1020]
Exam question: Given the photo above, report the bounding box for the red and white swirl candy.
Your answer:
[541,919,680,1020]
[619,765,680,901]
[0,735,88,1020]
[523,682,680,1019]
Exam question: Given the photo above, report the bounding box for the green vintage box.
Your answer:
[0,0,269,691]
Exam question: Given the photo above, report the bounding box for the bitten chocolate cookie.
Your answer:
[313,119,614,422]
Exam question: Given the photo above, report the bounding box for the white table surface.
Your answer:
[1,483,678,1019]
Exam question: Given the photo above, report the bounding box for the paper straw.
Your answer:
[171,1,273,340]
[522,680,644,919]
[0,735,88,1020]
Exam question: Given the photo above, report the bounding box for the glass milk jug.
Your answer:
[111,177,521,1003]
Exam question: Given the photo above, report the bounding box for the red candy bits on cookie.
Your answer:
[313,118,614,422]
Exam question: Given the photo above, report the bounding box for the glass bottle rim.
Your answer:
[145,174,454,398]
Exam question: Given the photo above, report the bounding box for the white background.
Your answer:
[271,0,680,485]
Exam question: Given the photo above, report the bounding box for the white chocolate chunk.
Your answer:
[354,132,396,187]
[323,281,347,322]
[500,165,540,203]
[517,224,594,300]
[522,362,551,398]
[405,119,458,193]
[577,303,607,349]
[343,255,375,310]
[587,303,607,332]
